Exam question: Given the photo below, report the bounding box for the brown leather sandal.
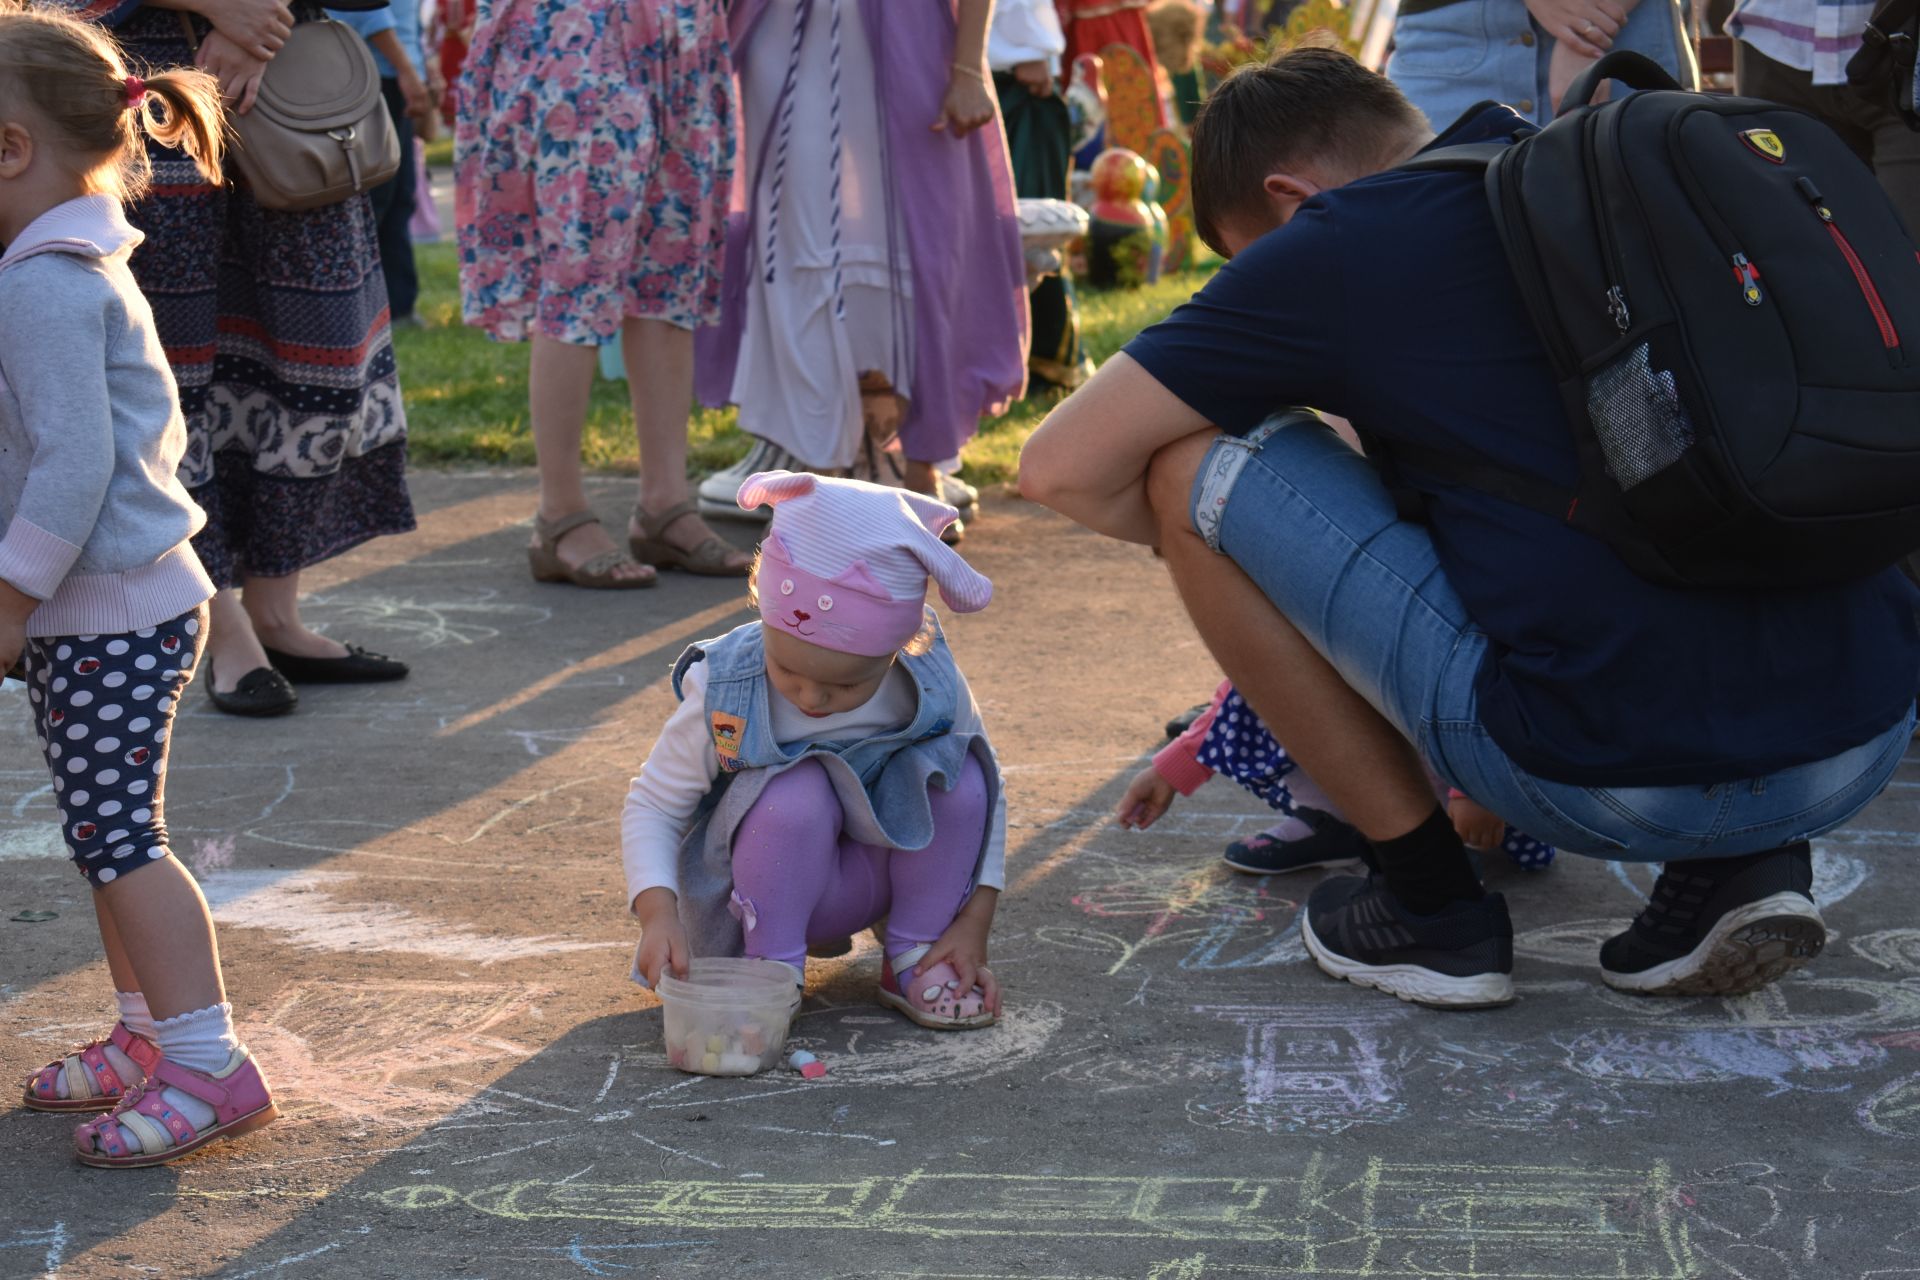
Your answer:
[630,500,752,577]
[529,510,656,589]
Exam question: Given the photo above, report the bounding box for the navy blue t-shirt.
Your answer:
[1125,105,1920,786]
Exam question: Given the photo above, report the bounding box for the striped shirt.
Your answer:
[1729,0,1876,84]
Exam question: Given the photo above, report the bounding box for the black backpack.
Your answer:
[1848,0,1919,130]
[1396,52,1920,590]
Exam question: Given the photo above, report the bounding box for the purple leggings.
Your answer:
[728,756,989,972]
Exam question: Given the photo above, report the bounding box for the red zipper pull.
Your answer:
[1731,252,1763,306]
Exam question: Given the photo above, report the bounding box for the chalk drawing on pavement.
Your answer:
[1185,1004,1408,1135]
[369,1156,1694,1277]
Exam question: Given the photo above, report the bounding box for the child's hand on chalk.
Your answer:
[632,887,690,988]
[1116,767,1176,830]
[919,888,1002,1017]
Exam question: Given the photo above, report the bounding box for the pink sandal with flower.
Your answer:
[73,1048,277,1169]
[23,1022,160,1113]
[878,945,996,1031]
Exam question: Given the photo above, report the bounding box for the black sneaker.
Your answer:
[1223,808,1372,876]
[1599,843,1824,996]
[1300,874,1515,1009]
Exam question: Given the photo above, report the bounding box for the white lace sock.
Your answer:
[99,1002,235,1148]
[1260,815,1316,843]
[116,990,159,1041]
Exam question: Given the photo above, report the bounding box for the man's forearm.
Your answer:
[1019,352,1212,545]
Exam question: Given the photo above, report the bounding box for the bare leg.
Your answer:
[621,318,749,569]
[530,334,650,581]
[95,892,140,996]
[903,459,942,498]
[205,588,270,695]
[94,858,226,1021]
[1144,431,1438,842]
[242,570,348,660]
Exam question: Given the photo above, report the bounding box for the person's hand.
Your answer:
[934,68,996,138]
[0,614,24,677]
[632,886,690,988]
[418,65,447,141]
[1116,765,1176,830]
[398,67,433,128]
[916,888,1002,1016]
[197,0,293,61]
[196,30,269,115]
[0,580,36,676]
[1449,794,1507,851]
[1523,0,1624,59]
[1013,59,1053,95]
[1547,40,1609,113]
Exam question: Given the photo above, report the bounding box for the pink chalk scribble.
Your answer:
[188,834,237,876]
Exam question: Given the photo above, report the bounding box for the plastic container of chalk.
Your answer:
[657,958,801,1077]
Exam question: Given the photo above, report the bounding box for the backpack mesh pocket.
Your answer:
[1586,342,1695,489]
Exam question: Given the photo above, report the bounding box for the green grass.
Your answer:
[392,241,1214,485]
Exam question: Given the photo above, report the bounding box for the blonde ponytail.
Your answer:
[0,7,227,200]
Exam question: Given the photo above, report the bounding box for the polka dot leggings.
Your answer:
[24,605,206,888]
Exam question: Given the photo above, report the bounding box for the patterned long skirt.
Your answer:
[120,10,416,587]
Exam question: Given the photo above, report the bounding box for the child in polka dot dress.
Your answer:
[1,9,277,1167]
[1119,680,1555,876]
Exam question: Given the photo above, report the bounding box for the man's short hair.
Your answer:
[1189,45,1429,255]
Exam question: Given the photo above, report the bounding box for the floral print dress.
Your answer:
[455,0,734,344]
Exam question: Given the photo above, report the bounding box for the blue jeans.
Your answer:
[1387,0,1694,129]
[1191,412,1915,862]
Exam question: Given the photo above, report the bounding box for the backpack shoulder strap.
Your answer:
[1367,435,1579,526]
[1395,141,1509,174]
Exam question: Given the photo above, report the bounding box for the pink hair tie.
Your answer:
[123,76,146,109]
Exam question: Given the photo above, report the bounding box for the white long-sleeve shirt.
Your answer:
[622,660,1007,909]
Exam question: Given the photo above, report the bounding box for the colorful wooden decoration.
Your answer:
[1098,41,1161,158]
[1144,126,1194,272]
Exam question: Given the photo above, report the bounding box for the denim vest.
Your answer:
[668,618,1000,959]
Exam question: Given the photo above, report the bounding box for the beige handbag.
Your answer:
[183,16,402,211]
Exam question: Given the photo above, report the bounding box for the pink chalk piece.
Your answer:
[787,1049,828,1079]
[799,1061,827,1079]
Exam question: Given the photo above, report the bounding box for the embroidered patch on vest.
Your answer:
[711,712,747,771]
[1739,129,1785,162]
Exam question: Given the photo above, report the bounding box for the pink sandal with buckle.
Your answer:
[878,945,996,1031]
[73,1047,277,1168]
[23,1022,161,1113]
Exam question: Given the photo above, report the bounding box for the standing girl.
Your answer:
[458,0,751,588]
[2,9,275,1165]
[694,0,1029,533]
[626,472,1004,1027]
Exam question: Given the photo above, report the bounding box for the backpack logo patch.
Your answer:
[710,712,746,771]
[1739,129,1786,162]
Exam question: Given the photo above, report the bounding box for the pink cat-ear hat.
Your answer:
[740,470,993,657]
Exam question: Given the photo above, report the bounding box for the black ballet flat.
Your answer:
[262,644,410,684]
[207,665,299,718]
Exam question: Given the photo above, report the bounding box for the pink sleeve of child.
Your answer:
[1151,679,1231,796]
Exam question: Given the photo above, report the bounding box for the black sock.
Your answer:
[1371,806,1483,914]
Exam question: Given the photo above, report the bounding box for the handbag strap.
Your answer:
[177,10,202,51]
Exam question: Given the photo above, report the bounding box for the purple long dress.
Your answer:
[696,0,1029,467]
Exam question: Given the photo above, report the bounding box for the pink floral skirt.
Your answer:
[454,0,733,344]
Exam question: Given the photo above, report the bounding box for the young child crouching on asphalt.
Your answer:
[1120,679,1555,874]
[625,472,1005,1028]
